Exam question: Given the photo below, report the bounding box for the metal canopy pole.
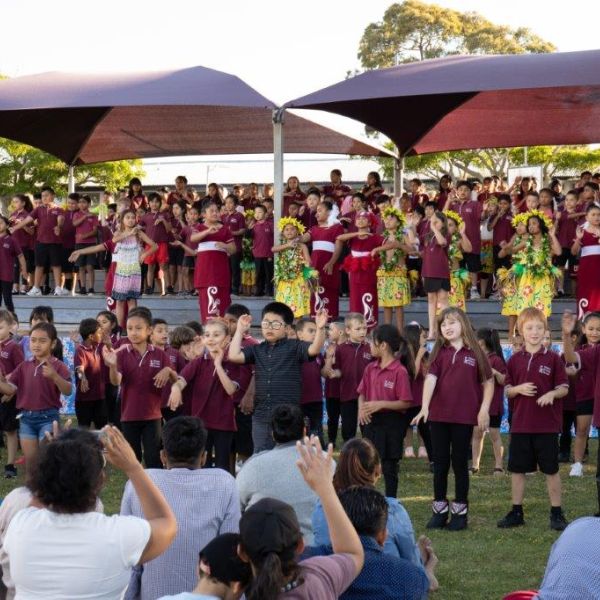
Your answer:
[67,165,75,194]
[393,155,405,198]
[273,108,285,227]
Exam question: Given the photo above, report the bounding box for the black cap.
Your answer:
[239,498,301,556]
[199,533,250,585]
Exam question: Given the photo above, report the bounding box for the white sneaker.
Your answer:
[404,446,415,458]
[569,462,583,477]
[470,287,480,300]
[27,286,42,297]
[53,286,69,296]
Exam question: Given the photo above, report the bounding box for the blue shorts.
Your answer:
[19,408,60,441]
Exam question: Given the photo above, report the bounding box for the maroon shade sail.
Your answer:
[285,49,600,155]
[0,67,392,164]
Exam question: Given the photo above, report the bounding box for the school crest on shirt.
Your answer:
[539,365,551,376]
[464,356,476,367]
[149,359,162,368]
[383,380,394,389]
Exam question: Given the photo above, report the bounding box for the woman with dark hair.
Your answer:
[433,174,453,210]
[127,177,148,211]
[204,183,224,208]
[3,427,176,599]
[362,171,384,209]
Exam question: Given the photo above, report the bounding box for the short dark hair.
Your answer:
[79,318,100,340]
[410,178,422,185]
[30,305,54,324]
[375,194,390,205]
[456,180,472,191]
[29,429,104,513]
[148,192,161,204]
[163,417,207,465]
[80,194,92,204]
[253,204,266,214]
[225,304,251,319]
[320,200,333,212]
[152,318,168,328]
[68,192,81,201]
[338,486,388,537]
[184,321,204,336]
[271,404,305,443]
[262,302,294,326]
[41,186,55,195]
[424,200,438,209]
[127,306,153,326]
[295,317,315,333]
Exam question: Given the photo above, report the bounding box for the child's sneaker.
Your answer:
[426,501,448,529]
[470,287,480,300]
[569,462,583,477]
[418,446,428,459]
[4,464,17,479]
[446,502,468,531]
[87,288,96,295]
[497,508,525,528]
[550,509,568,531]
[404,446,415,458]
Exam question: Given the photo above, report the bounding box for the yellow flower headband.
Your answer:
[443,210,463,229]
[381,205,406,227]
[244,209,255,219]
[511,212,529,228]
[524,209,553,230]
[278,216,305,234]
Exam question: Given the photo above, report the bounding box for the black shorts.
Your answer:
[406,256,422,273]
[363,412,408,461]
[168,246,184,267]
[75,399,107,429]
[508,432,559,475]
[34,242,62,268]
[182,256,195,268]
[576,398,594,416]
[489,414,502,429]
[75,244,98,268]
[22,248,35,273]
[460,252,482,274]
[493,245,511,271]
[554,247,578,268]
[423,277,450,293]
[233,407,253,457]
[0,398,19,432]
[61,247,74,274]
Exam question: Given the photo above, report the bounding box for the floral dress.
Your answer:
[111,234,142,301]
[240,235,256,292]
[498,235,524,317]
[274,244,312,317]
[376,231,411,308]
[447,233,469,311]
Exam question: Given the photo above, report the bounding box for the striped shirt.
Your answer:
[121,468,241,600]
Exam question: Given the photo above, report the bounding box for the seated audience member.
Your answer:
[122,417,241,599]
[158,533,251,600]
[238,436,364,600]
[312,438,427,571]
[4,427,176,599]
[236,404,334,544]
[305,486,433,599]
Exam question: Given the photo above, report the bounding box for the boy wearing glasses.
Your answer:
[228,301,328,452]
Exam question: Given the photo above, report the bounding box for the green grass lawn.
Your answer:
[0,435,596,599]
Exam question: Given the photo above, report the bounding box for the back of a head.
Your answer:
[163,417,207,466]
[271,404,304,444]
[28,429,104,514]
[333,438,380,492]
[338,486,388,538]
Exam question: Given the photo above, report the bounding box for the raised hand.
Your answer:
[561,311,577,336]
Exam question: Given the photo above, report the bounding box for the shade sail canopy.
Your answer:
[285,49,600,155]
[0,67,393,164]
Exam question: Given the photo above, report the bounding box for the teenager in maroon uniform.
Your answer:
[572,204,600,317]
[433,174,452,210]
[9,194,34,293]
[222,195,246,296]
[250,205,274,297]
[362,171,385,210]
[321,169,352,207]
[127,177,148,211]
[167,175,195,205]
[298,188,320,231]
[487,194,514,274]
[190,200,235,321]
[73,195,99,295]
[61,194,79,295]
[0,217,27,314]
[413,308,493,531]
[409,178,429,210]
[302,201,344,318]
[497,308,569,531]
[282,176,306,217]
[554,191,584,296]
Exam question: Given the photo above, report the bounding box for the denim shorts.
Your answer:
[19,408,60,441]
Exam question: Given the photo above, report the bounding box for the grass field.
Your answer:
[0,435,596,599]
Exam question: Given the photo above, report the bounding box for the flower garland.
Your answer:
[379,228,405,272]
[274,244,305,281]
[447,232,463,264]
[512,234,560,279]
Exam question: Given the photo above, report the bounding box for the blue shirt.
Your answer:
[312,496,424,571]
[304,536,429,600]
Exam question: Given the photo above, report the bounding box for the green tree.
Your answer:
[0,137,145,197]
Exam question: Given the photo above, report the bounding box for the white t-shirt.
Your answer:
[5,507,151,600]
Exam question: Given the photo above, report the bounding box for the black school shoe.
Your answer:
[4,464,17,479]
[550,510,569,531]
[426,501,449,529]
[446,502,468,531]
[497,508,525,528]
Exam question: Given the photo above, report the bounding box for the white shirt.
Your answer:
[5,507,151,600]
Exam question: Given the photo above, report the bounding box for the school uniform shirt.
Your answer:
[335,341,374,402]
[0,236,22,282]
[410,369,425,408]
[421,235,450,279]
[128,194,148,211]
[299,208,318,231]
[428,345,492,425]
[62,210,77,249]
[140,211,171,243]
[251,220,274,258]
[556,209,582,249]
[0,337,25,375]
[161,346,187,407]
[283,190,307,215]
[575,344,600,428]
[301,356,324,404]
[74,211,99,245]
[357,360,413,411]
[447,199,483,253]
[222,211,245,253]
[30,205,65,244]
[7,356,71,411]
[193,224,233,289]
[487,352,507,417]
[232,335,259,405]
[491,213,514,247]
[573,343,596,403]
[9,209,33,250]
[181,223,200,255]
[505,348,569,433]
[116,344,168,421]
[75,343,105,402]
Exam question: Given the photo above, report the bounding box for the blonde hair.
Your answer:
[344,313,365,327]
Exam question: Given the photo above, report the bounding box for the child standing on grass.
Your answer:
[96,310,121,427]
[358,324,414,499]
[323,320,345,448]
[471,327,507,475]
[0,216,27,314]
[412,307,493,531]
[0,322,71,475]
[0,310,24,478]
[497,307,569,531]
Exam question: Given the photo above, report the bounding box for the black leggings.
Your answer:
[340,400,358,443]
[430,421,474,504]
[206,429,234,474]
[559,409,576,456]
[229,252,241,293]
[326,397,340,446]
[254,257,273,295]
[122,419,162,468]
[405,406,433,460]
[302,402,324,447]
[105,384,120,429]
[0,280,14,314]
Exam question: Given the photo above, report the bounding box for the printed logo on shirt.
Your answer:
[464,356,476,367]
[2,243,9,249]
[363,352,372,360]
[169,355,177,365]
[0,351,8,359]
[149,359,162,368]
[383,380,394,389]
[539,365,551,376]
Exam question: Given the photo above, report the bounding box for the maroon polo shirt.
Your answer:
[8,357,71,411]
[428,345,492,425]
[505,348,568,433]
[357,359,412,412]
[447,199,483,253]
[421,235,450,279]
[335,341,374,402]
[252,220,274,258]
[574,343,596,402]
[74,211,99,245]
[232,336,259,405]
[0,338,24,376]
[488,352,507,417]
[299,209,318,231]
[116,344,167,421]
[555,209,582,249]
[75,343,105,402]
[491,213,514,246]
[140,211,171,243]
[576,344,600,427]
[411,370,425,407]
[0,236,22,282]
[161,346,187,407]
[31,205,64,244]
[301,356,324,405]
[9,209,33,250]
[222,211,245,253]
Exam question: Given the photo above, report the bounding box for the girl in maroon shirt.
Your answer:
[0,217,27,314]
[127,177,148,211]
[412,307,493,531]
[361,171,385,211]
[282,176,306,217]
[9,194,34,294]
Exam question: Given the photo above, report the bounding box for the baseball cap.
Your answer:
[199,533,251,586]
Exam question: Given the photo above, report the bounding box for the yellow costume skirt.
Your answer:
[376,267,411,308]
[497,267,519,316]
[480,240,494,274]
[275,274,311,318]
[448,268,469,312]
[514,273,555,317]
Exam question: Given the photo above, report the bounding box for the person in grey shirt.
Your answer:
[236,404,334,545]
[122,417,241,600]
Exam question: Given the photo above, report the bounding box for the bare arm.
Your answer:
[9,215,34,233]
[228,316,251,364]
[336,231,363,243]
[308,311,328,357]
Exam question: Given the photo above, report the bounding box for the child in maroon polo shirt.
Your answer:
[251,205,274,297]
[325,313,373,443]
[0,216,27,314]
[74,318,107,429]
[296,318,325,446]
[412,307,493,531]
[72,195,99,295]
[102,308,174,468]
[497,308,569,531]
[357,324,413,499]
[322,321,345,448]
[141,193,173,296]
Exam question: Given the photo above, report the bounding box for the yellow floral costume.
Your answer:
[497,234,524,317]
[447,232,469,312]
[376,228,410,308]
[274,245,311,317]
[240,236,256,293]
